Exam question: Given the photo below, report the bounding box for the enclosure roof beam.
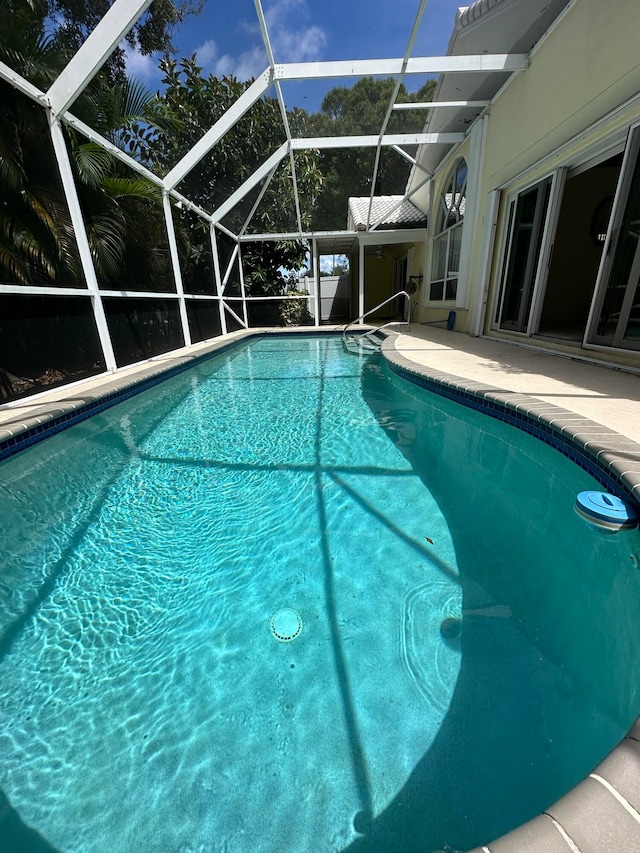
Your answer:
[47,0,153,116]
[393,99,491,110]
[291,133,464,149]
[0,61,48,105]
[164,70,274,190]
[274,54,528,81]
[253,0,304,234]
[238,230,358,242]
[367,0,428,229]
[391,145,433,177]
[236,228,427,243]
[211,142,290,225]
[61,112,163,187]
[169,190,213,223]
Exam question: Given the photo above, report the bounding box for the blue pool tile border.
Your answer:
[383,339,640,508]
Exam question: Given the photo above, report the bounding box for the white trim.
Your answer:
[162,191,191,347]
[291,134,464,150]
[225,295,310,301]
[366,0,428,229]
[215,221,238,241]
[312,238,321,327]
[210,225,228,335]
[221,244,240,292]
[393,100,490,111]
[169,191,213,223]
[238,229,357,242]
[211,143,289,224]
[358,242,365,322]
[61,112,163,187]
[239,163,279,236]
[99,290,180,299]
[567,143,625,179]
[183,294,222,301]
[459,118,487,309]
[586,122,640,347]
[237,245,249,327]
[0,61,48,105]
[48,116,117,371]
[470,189,500,336]
[222,301,247,329]
[527,168,567,336]
[0,284,90,297]
[391,145,433,178]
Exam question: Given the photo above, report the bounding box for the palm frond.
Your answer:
[73,142,114,189]
[101,176,161,202]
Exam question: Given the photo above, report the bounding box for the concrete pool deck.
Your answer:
[392,324,640,444]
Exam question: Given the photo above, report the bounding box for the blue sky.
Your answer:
[125,0,464,111]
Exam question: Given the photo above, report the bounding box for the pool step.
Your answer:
[343,330,383,354]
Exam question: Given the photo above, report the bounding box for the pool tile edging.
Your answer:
[382,337,640,508]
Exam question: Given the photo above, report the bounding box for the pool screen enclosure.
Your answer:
[0,0,528,380]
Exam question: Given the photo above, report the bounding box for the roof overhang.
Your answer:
[411,0,574,177]
[236,228,427,258]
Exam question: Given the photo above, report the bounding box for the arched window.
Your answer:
[430,158,467,301]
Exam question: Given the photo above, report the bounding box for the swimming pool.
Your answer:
[1,333,639,852]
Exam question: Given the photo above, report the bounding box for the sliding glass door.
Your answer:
[589,127,640,350]
[494,176,556,333]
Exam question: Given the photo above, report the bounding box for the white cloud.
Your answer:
[122,43,162,85]
[194,39,218,67]
[200,0,327,81]
[217,44,267,80]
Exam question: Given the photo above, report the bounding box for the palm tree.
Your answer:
[0,0,169,288]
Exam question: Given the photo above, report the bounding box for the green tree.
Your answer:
[308,77,435,230]
[134,56,323,295]
[46,0,203,83]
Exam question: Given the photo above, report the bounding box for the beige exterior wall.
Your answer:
[447,0,640,363]
[416,138,473,332]
[482,0,640,192]
[476,0,640,331]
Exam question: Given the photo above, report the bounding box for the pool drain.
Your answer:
[270,608,302,642]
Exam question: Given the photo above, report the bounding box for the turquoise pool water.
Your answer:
[1,334,640,852]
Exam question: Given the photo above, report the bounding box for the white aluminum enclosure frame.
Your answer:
[0,0,529,384]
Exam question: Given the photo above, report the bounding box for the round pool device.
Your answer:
[575,491,639,531]
[270,608,303,642]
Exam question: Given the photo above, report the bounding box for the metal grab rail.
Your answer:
[342,290,411,352]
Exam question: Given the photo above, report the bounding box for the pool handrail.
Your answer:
[342,290,411,352]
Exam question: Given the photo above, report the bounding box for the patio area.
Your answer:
[393,325,640,443]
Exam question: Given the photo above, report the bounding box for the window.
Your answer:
[430,158,467,301]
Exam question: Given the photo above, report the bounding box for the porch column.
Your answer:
[312,238,321,327]
[358,241,365,323]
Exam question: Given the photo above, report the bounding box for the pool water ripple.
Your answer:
[0,335,639,852]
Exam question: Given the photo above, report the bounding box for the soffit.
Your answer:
[415,0,574,176]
